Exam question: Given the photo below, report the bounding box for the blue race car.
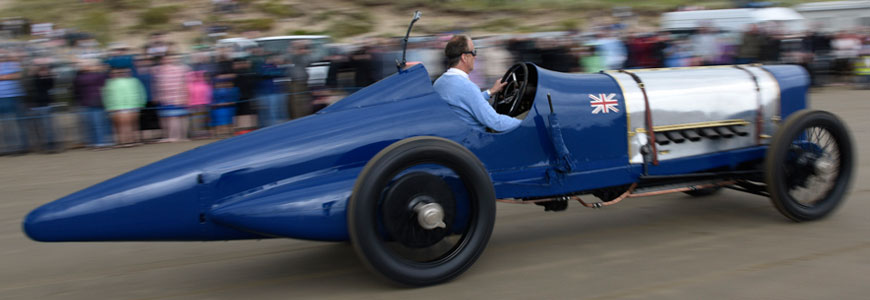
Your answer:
[23,14,853,286]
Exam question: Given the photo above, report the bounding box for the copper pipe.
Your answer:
[572,183,638,208]
[497,181,734,208]
[625,182,733,198]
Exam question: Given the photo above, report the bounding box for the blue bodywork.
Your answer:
[23,64,807,242]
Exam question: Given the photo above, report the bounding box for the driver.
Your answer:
[433,35,521,132]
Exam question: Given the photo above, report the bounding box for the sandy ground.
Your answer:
[1,87,869,299]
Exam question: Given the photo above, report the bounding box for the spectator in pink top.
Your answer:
[154,55,191,142]
[187,70,212,138]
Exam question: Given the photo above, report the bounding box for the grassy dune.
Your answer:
[0,0,832,44]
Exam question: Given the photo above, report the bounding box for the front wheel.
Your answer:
[765,110,854,221]
[348,136,496,286]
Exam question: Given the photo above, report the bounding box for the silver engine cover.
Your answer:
[605,66,781,164]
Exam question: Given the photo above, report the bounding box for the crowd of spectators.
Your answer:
[322,23,870,92]
[479,24,870,87]
[1,22,869,156]
[0,34,312,155]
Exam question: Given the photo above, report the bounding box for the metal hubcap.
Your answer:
[414,202,446,230]
[381,171,455,248]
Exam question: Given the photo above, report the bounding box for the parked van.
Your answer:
[795,1,870,32]
[661,7,807,33]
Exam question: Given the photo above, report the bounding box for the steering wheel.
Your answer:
[492,63,529,117]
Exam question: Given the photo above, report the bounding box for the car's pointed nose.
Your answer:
[23,169,204,242]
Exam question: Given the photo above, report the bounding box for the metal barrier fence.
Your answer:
[0,87,363,153]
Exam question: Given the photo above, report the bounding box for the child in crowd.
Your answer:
[187,70,212,138]
[210,75,238,137]
[580,44,603,73]
[73,60,112,148]
[232,59,258,131]
[134,56,161,143]
[155,54,191,142]
[856,40,870,89]
[664,38,694,68]
[255,55,287,127]
[102,67,146,146]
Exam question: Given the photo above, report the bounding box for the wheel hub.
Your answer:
[413,202,446,230]
[381,172,456,248]
[814,156,835,174]
[787,150,819,188]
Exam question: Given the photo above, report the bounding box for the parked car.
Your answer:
[216,37,258,59]
[255,35,332,87]
[254,35,331,58]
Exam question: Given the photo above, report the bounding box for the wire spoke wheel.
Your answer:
[783,126,841,205]
[765,110,854,221]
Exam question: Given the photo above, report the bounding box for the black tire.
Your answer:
[348,136,496,286]
[683,186,722,197]
[765,109,854,221]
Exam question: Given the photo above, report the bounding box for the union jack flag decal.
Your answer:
[589,93,619,114]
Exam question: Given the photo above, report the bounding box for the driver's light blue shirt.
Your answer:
[433,68,521,132]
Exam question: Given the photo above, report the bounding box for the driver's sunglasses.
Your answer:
[462,49,477,57]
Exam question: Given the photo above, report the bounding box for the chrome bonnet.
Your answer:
[605,66,780,164]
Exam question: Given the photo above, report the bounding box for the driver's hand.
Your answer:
[490,79,507,95]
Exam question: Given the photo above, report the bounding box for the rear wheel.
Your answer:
[348,136,496,286]
[765,110,854,221]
